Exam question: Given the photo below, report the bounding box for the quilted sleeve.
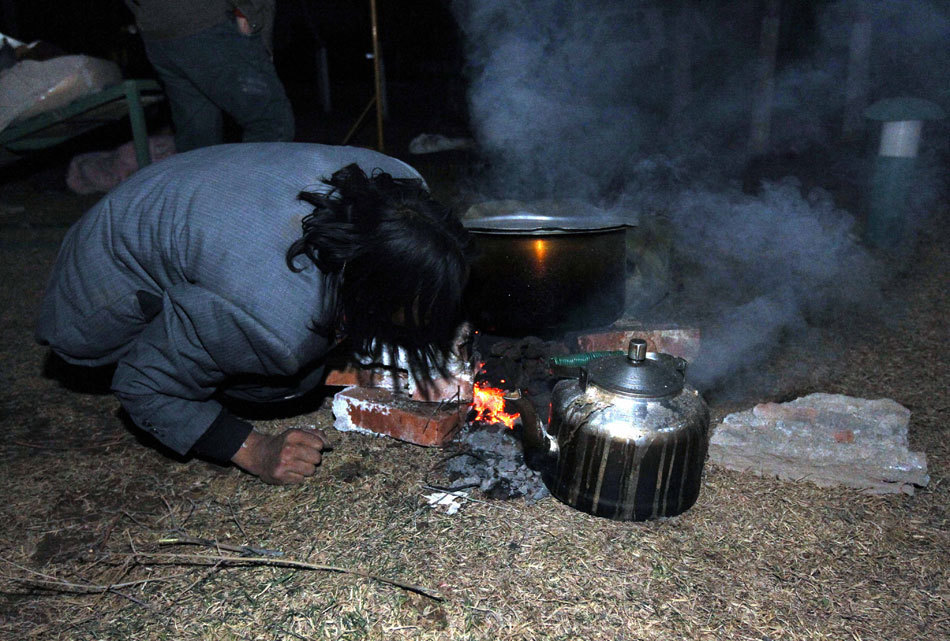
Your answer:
[111,283,306,456]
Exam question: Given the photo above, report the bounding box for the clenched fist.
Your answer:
[231,428,331,485]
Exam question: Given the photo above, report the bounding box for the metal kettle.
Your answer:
[513,338,710,521]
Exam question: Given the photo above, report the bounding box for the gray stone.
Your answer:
[709,393,929,494]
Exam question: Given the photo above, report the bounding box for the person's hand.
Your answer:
[231,428,330,485]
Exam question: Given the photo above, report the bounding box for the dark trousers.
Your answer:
[144,20,295,152]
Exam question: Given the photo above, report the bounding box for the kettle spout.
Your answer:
[504,390,557,472]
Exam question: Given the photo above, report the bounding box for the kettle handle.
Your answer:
[504,391,558,470]
[547,351,624,380]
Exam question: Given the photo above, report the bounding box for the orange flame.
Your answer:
[471,380,520,429]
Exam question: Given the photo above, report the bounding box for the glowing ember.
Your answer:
[471,381,520,429]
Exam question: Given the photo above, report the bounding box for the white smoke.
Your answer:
[451,0,947,391]
[454,0,661,199]
[665,178,883,387]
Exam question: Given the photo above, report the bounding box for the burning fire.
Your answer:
[471,380,520,429]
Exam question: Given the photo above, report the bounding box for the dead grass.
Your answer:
[0,182,947,641]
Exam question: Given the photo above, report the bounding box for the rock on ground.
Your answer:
[709,393,929,494]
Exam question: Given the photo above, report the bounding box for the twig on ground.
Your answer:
[227,499,248,538]
[158,534,283,557]
[131,547,445,601]
[93,555,135,607]
[157,494,180,530]
[0,556,193,594]
[121,510,153,529]
[95,514,122,552]
[180,497,197,529]
[10,436,128,451]
[105,585,160,611]
[173,560,225,603]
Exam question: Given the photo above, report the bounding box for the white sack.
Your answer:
[0,55,122,132]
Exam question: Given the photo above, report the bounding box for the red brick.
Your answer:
[324,363,410,392]
[574,324,701,361]
[331,386,463,447]
[323,364,362,387]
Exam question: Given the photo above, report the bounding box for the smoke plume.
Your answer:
[452,0,948,391]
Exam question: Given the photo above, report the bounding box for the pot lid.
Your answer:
[585,339,685,399]
[462,199,632,234]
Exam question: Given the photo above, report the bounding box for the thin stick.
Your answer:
[228,499,248,538]
[0,556,193,593]
[107,586,161,611]
[174,560,224,603]
[95,514,121,552]
[25,553,161,613]
[158,494,180,530]
[124,551,444,601]
[157,534,283,558]
[341,96,376,145]
[94,556,134,607]
[121,511,152,529]
[10,436,127,451]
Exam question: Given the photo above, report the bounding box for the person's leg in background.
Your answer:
[144,37,225,152]
[185,21,295,143]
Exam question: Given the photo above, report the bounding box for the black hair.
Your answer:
[286,163,473,385]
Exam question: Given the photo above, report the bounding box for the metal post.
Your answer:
[123,80,152,168]
[863,97,945,249]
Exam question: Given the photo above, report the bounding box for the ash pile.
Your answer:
[440,422,549,501]
[434,335,568,501]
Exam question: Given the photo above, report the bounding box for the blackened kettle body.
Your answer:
[519,338,709,521]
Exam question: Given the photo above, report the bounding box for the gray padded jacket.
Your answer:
[36,143,423,456]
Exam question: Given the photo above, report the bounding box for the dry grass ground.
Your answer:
[0,175,947,641]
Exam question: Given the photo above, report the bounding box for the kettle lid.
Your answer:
[584,338,685,398]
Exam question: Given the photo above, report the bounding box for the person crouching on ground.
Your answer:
[36,143,472,484]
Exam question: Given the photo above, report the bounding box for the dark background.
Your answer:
[0,0,834,152]
[0,0,471,148]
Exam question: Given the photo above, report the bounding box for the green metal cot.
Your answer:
[0,78,164,168]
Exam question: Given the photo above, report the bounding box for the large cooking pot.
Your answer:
[462,200,630,336]
[509,338,709,521]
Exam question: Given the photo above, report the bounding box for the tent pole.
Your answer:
[341,0,385,151]
[370,0,385,152]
